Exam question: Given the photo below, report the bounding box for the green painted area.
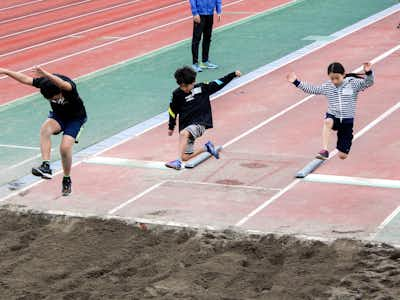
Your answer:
[375,212,400,245]
[0,0,397,184]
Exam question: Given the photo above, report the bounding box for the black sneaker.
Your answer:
[32,162,52,179]
[62,177,72,196]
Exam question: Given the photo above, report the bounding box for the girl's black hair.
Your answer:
[174,66,197,85]
[327,62,364,79]
[38,78,61,99]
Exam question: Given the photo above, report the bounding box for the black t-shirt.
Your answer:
[32,74,87,120]
[168,72,237,131]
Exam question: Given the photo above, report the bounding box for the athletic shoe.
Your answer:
[205,141,220,159]
[192,64,203,73]
[316,149,329,160]
[32,162,52,179]
[165,160,182,170]
[200,61,218,69]
[62,177,72,196]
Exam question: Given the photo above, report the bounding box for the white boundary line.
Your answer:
[0,0,93,25]
[304,174,400,189]
[0,0,153,40]
[108,181,166,214]
[0,144,40,150]
[235,99,400,227]
[377,206,400,230]
[0,0,45,12]
[0,5,398,202]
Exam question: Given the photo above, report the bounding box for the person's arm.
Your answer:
[287,72,325,95]
[189,0,200,24]
[34,66,73,91]
[0,68,33,85]
[216,0,222,21]
[168,94,179,135]
[205,70,241,95]
[352,63,374,92]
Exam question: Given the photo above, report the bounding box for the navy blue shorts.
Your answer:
[49,111,86,141]
[326,113,354,154]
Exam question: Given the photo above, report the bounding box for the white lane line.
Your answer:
[0,0,93,25]
[0,0,45,12]
[0,0,150,40]
[0,144,40,150]
[304,174,400,189]
[0,0,187,58]
[85,156,168,170]
[0,0,284,71]
[0,5,396,201]
[377,206,400,230]
[235,100,400,227]
[108,181,166,214]
[167,179,282,191]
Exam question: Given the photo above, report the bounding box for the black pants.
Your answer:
[326,113,354,154]
[192,15,214,64]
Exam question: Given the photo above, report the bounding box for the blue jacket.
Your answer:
[189,0,222,16]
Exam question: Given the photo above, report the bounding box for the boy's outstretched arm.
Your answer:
[168,94,179,135]
[0,68,33,85]
[34,66,73,91]
[205,70,241,95]
[287,72,325,95]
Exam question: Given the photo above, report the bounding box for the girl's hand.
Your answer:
[363,62,372,73]
[286,72,297,83]
[168,129,174,136]
[235,70,242,77]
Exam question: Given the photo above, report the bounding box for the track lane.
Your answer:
[0,0,290,104]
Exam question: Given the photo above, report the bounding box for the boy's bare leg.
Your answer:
[182,148,206,161]
[40,119,61,161]
[60,135,75,176]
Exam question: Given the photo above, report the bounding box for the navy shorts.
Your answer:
[326,113,354,154]
[49,111,86,141]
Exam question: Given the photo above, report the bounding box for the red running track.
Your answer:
[3,12,399,241]
[0,0,287,104]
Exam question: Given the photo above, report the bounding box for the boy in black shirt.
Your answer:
[0,66,87,196]
[166,66,241,170]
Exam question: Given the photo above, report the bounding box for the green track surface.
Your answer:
[0,0,397,184]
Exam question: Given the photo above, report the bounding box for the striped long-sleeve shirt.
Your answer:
[294,71,374,119]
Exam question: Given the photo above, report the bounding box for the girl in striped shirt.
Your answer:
[287,62,374,160]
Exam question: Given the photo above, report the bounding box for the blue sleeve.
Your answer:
[189,0,198,15]
[216,0,222,14]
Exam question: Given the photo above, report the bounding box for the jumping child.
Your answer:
[166,66,241,170]
[287,62,374,160]
[0,66,87,196]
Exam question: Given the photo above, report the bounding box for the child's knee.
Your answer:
[338,152,348,160]
[40,124,52,137]
[180,130,190,139]
[324,118,334,128]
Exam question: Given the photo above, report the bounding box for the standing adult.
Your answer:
[190,0,222,72]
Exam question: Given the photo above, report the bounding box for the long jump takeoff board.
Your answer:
[295,158,325,178]
[185,146,223,169]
